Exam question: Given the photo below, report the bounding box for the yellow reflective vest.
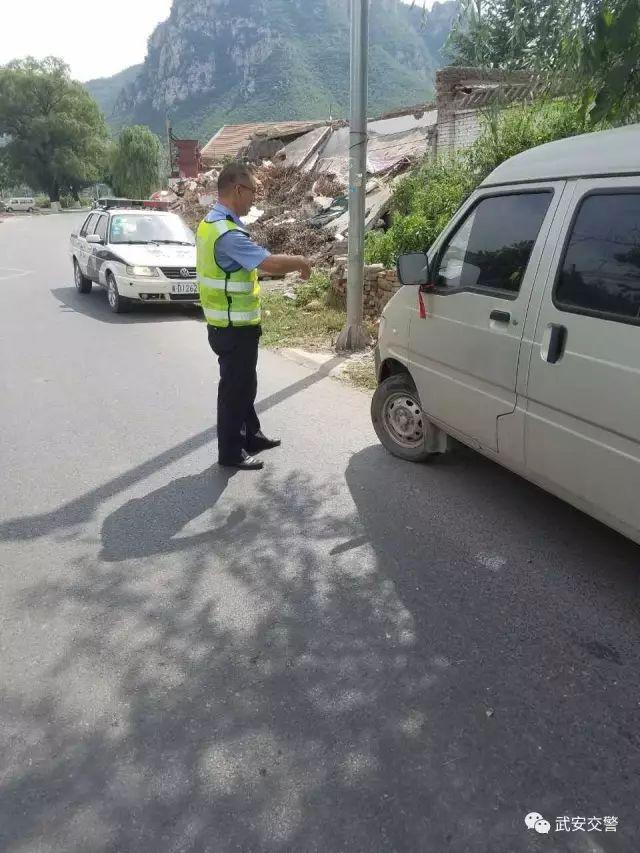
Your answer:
[196,216,261,327]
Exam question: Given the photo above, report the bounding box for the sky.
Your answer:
[0,0,435,82]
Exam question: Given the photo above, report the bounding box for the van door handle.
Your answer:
[543,323,567,364]
[490,310,511,323]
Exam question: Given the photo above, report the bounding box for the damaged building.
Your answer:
[163,66,542,262]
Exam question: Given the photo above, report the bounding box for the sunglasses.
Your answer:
[236,183,256,194]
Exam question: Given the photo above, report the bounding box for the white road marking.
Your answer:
[475,552,507,572]
[0,267,33,281]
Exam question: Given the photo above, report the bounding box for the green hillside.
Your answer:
[87,0,457,143]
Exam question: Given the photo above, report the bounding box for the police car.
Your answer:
[69,199,198,313]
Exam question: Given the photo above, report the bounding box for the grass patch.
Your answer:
[261,292,346,349]
[261,282,378,392]
[340,358,377,391]
[261,287,377,354]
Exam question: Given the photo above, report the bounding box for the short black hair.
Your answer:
[217,162,255,195]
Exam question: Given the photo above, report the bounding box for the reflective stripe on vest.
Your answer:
[204,308,261,323]
[199,275,254,294]
[196,215,261,328]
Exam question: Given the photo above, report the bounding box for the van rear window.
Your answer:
[556,193,640,323]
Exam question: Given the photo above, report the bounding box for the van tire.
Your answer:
[73,258,92,294]
[371,373,433,462]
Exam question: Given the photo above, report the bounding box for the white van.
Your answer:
[4,197,35,212]
[373,124,640,545]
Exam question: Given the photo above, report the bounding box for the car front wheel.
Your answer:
[74,258,92,294]
[106,273,130,314]
[371,373,434,462]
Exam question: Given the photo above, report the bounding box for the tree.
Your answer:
[578,0,640,123]
[449,0,587,71]
[0,151,13,195]
[449,0,640,125]
[110,126,161,199]
[0,57,109,201]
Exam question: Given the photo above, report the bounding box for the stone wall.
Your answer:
[331,263,400,319]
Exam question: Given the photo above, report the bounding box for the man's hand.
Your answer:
[259,254,313,279]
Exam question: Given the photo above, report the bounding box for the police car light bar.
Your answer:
[95,198,147,210]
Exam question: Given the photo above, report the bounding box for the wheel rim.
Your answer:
[382,392,424,449]
[74,262,82,289]
[108,279,117,308]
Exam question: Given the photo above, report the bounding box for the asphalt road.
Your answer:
[0,213,639,853]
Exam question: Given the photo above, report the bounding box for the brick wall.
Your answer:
[434,66,540,155]
[331,263,401,319]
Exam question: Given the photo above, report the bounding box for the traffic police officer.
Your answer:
[197,162,312,470]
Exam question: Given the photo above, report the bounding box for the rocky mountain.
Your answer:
[85,65,143,122]
[87,0,457,143]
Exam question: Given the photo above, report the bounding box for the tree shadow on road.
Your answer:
[3,438,640,851]
[345,444,640,851]
[1,467,458,853]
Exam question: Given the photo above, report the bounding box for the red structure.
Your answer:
[170,134,202,179]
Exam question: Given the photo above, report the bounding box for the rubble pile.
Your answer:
[312,173,346,199]
[251,218,331,258]
[161,113,432,263]
[162,169,219,230]
[253,163,315,207]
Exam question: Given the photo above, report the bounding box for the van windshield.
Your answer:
[109,213,195,246]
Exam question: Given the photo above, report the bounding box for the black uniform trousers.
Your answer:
[208,324,262,463]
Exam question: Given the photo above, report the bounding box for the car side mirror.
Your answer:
[397,252,430,286]
[86,234,104,245]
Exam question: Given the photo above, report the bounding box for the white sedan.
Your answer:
[70,204,198,313]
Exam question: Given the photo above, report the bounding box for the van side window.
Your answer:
[555,193,640,323]
[434,192,552,296]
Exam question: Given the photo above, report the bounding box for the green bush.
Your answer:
[295,269,331,307]
[366,98,595,267]
[35,195,51,208]
[467,99,590,182]
[59,194,76,209]
[365,153,474,264]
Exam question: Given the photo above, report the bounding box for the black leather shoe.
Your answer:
[246,431,281,453]
[219,450,264,471]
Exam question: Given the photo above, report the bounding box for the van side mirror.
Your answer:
[86,234,104,245]
[397,252,430,286]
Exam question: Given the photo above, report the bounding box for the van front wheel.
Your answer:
[371,374,432,462]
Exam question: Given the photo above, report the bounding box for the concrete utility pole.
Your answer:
[336,0,370,352]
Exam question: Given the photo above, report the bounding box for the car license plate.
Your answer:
[172,283,198,294]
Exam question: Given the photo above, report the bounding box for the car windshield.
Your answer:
[109,213,195,245]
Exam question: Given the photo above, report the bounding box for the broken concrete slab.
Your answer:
[283,125,332,170]
[364,184,393,229]
[319,183,393,237]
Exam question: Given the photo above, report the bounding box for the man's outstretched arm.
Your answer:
[259,255,312,280]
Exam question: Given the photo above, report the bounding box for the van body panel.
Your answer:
[406,182,564,452]
[524,176,640,536]
[6,197,35,211]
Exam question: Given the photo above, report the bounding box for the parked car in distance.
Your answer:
[373,123,640,546]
